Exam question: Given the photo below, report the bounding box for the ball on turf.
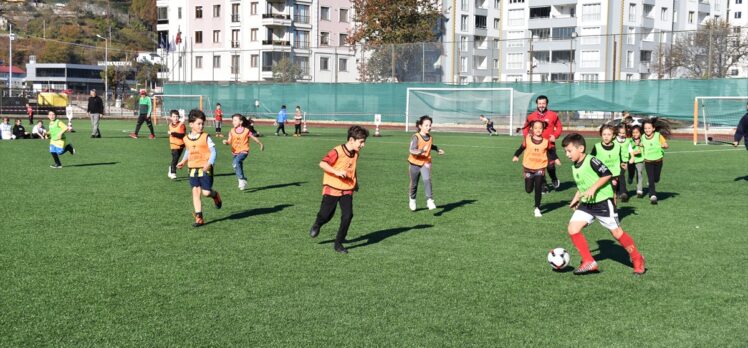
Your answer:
[547,248,570,270]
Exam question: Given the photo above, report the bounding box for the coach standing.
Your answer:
[87,89,104,138]
[522,95,563,190]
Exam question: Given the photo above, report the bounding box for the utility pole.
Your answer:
[8,23,14,93]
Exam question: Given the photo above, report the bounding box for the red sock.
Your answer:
[616,231,641,260]
[570,233,594,263]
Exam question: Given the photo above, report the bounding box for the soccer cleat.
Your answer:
[212,192,223,209]
[129,133,138,139]
[426,199,437,210]
[650,195,658,205]
[309,224,320,238]
[334,243,349,254]
[49,165,62,169]
[636,191,644,198]
[192,213,205,227]
[534,207,542,217]
[552,179,560,189]
[632,255,646,275]
[620,193,629,203]
[409,198,417,211]
[168,173,177,180]
[239,179,247,191]
[149,134,156,139]
[573,261,600,275]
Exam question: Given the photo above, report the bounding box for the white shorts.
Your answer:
[570,199,620,230]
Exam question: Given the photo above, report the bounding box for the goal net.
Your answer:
[153,94,208,124]
[693,97,745,145]
[405,88,533,134]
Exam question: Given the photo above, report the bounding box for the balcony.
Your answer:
[262,13,292,27]
[231,14,240,23]
[231,41,240,48]
[639,61,651,73]
[528,16,576,29]
[262,40,292,51]
[294,41,310,50]
[294,15,310,25]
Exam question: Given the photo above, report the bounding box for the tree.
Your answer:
[659,19,748,78]
[130,0,156,30]
[135,62,161,89]
[39,41,72,63]
[349,0,443,82]
[272,57,303,82]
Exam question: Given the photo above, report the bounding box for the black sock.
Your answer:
[548,166,558,182]
[51,153,61,166]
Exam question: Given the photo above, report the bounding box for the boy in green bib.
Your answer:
[562,133,646,275]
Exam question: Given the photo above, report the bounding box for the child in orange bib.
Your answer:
[309,125,369,254]
[513,120,551,217]
[167,110,186,179]
[408,115,445,211]
[222,114,264,190]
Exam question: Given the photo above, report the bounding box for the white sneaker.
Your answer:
[168,173,177,180]
[534,208,542,217]
[426,199,437,210]
[239,179,247,191]
[409,198,416,211]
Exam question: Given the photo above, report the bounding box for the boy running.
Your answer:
[479,114,498,136]
[167,110,186,179]
[48,111,76,168]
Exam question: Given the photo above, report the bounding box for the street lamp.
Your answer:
[96,34,108,115]
[570,32,578,81]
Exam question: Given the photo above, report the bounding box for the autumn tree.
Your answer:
[659,19,748,78]
[272,57,303,82]
[349,0,443,82]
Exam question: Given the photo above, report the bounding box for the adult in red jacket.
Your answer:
[522,95,563,189]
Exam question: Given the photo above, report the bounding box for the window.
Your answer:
[509,0,525,2]
[460,57,468,72]
[460,76,468,85]
[582,3,601,21]
[629,3,636,22]
[195,31,203,44]
[339,58,347,72]
[474,35,487,49]
[251,55,259,68]
[507,31,524,47]
[626,74,634,81]
[157,7,168,24]
[627,27,635,45]
[213,30,220,43]
[320,57,329,70]
[533,51,550,63]
[195,56,203,69]
[461,0,468,11]
[581,73,598,82]
[643,4,653,18]
[493,59,499,69]
[689,11,694,23]
[232,4,240,22]
[251,2,258,15]
[178,56,182,69]
[195,6,203,18]
[340,8,349,22]
[475,15,487,29]
[213,4,220,17]
[551,50,572,63]
[552,27,575,40]
[178,7,182,19]
[640,50,652,62]
[321,7,330,20]
[251,29,258,42]
[494,0,500,8]
[339,33,348,46]
[581,50,599,68]
[661,7,668,21]
[232,30,240,48]
[529,7,551,19]
[295,31,309,48]
[494,18,500,30]
[213,55,221,69]
[581,27,600,44]
[626,51,634,68]
[320,32,329,46]
[736,12,742,19]
[231,55,240,74]
[530,28,550,41]
[731,69,739,76]
[507,53,523,69]
[461,15,468,31]
[738,0,743,4]
[508,9,525,26]
[295,4,310,24]
[460,36,468,51]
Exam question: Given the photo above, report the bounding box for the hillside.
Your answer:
[0,0,155,68]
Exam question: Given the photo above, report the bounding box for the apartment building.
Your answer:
[727,0,748,77]
[156,0,358,83]
[443,0,503,84]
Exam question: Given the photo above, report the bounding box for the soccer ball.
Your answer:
[547,248,570,270]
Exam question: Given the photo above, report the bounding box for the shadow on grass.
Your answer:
[617,206,636,221]
[319,224,433,249]
[434,199,477,216]
[213,173,238,178]
[554,181,575,192]
[552,266,575,273]
[207,204,293,225]
[67,162,119,167]
[541,200,569,214]
[651,191,679,202]
[592,240,632,268]
[247,181,307,193]
[734,175,748,181]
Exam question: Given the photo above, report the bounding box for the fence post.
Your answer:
[391,44,395,81]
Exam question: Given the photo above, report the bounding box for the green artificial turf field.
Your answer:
[1,120,746,346]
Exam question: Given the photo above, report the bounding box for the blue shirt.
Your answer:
[277,109,287,123]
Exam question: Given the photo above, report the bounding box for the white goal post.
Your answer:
[405,87,525,134]
[153,94,207,125]
[693,96,746,145]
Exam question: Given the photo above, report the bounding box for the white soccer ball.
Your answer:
[547,247,570,270]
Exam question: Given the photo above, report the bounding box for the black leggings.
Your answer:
[617,169,627,195]
[645,160,664,196]
[294,123,302,134]
[525,173,544,208]
[275,123,286,135]
[314,194,353,245]
[170,148,184,174]
[134,114,154,136]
